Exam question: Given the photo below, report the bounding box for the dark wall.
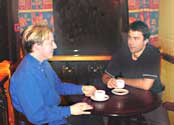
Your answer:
[0,0,19,63]
[0,0,9,61]
[53,0,128,55]
[51,61,109,88]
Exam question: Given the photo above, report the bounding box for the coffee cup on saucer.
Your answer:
[115,79,125,89]
[94,90,106,100]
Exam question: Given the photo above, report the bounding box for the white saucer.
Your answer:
[90,95,109,101]
[111,88,129,95]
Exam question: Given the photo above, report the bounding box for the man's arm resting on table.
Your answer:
[122,78,154,90]
[102,73,154,90]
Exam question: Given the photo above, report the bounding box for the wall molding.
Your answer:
[49,54,174,64]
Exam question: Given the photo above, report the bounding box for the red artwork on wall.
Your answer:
[18,0,160,45]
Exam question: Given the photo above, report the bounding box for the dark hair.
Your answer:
[24,40,35,53]
[128,21,150,40]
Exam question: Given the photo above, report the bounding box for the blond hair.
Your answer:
[22,25,53,53]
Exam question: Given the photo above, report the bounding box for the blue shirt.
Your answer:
[10,54,83,125]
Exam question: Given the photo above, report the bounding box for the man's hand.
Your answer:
[82,85,96,97]
[107,78,117,88]
[70,102,93,115]
[163,102,174,111]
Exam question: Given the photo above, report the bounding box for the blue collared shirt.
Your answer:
[10,54,83,125]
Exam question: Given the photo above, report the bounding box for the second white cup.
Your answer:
[116,79,125,89]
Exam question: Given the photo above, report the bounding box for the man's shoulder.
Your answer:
[12,56,33,77]
[147,44,160,52]
[145,44,160,56]
[141,44,160,63]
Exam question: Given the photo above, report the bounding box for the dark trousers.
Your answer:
[143,104,169,125]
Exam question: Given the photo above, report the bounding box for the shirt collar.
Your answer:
[26,54,47,66]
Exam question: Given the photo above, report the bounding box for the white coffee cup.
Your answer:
[94,90,106,100]
[116,79,125,89]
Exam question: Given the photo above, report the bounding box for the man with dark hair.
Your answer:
[102,21,169,125]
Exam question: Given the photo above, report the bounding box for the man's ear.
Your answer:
[32,43,40,52]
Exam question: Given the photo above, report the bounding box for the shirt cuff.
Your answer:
[63,106,71,118]
[79,85,83,94]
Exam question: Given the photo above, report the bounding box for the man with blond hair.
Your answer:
[10,25,96,125]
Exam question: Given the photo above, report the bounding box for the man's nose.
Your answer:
[128,38,134,44]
